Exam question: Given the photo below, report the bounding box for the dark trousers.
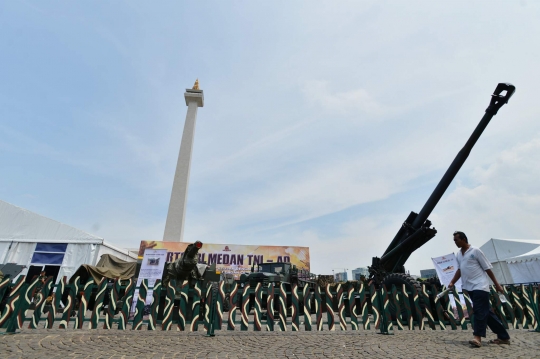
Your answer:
[469,290,510,339]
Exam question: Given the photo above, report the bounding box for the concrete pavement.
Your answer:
[1,328,539,359]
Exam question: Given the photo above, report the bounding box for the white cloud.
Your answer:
[443,135,540,235]
[303,81,384,116]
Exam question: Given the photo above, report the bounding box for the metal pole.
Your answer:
[206,283,218,337]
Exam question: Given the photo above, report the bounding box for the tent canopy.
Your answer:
[0,200,137,282]
[507,246,540,263]
[480,238,540,262]
[0,199,103,244]
[479,238,540,284]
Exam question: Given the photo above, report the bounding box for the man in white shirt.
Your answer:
[449,231,510,347]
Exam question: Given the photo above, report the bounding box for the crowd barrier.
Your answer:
[0,275,539,335]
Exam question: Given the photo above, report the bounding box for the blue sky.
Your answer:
[2,1,540,277]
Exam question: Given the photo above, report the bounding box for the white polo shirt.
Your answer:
[456,245,493,292]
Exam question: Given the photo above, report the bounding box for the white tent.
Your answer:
[0,200,137,281]
[479,238,540,284]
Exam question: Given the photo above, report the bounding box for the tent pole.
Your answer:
[491,239,509,285]
[1,241,14,264]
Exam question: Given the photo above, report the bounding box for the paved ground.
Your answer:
[1,329,539,359]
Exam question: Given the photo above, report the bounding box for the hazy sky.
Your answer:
[2,1,540,277]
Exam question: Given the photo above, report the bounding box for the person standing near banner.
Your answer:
[448,231,510,347]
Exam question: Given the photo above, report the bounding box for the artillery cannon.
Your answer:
[368,83,516,314]
[162,241,220,288]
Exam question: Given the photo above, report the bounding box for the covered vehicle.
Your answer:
[239,262,291,287]
[70,254,137,284]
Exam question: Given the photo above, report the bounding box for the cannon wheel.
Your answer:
[426,276,442,291]
[382,273,425,321]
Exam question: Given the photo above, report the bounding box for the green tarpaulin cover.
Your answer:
[70,254,136,283]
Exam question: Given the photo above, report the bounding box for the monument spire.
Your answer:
[163,80,204,242]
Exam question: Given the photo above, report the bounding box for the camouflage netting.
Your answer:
[316,275,334,287]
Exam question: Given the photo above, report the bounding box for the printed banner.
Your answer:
[432,252,465,307]
[432,253,461,289]
[131,249,167,313]
[138,241,310,278]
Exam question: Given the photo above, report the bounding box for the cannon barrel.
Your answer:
[378,83,515,271]
[184,240,202,259]
[411,83,515,230]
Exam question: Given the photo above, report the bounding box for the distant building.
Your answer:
[420,269,437,279]
[352,267,369,281]
[334,271,348,282]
